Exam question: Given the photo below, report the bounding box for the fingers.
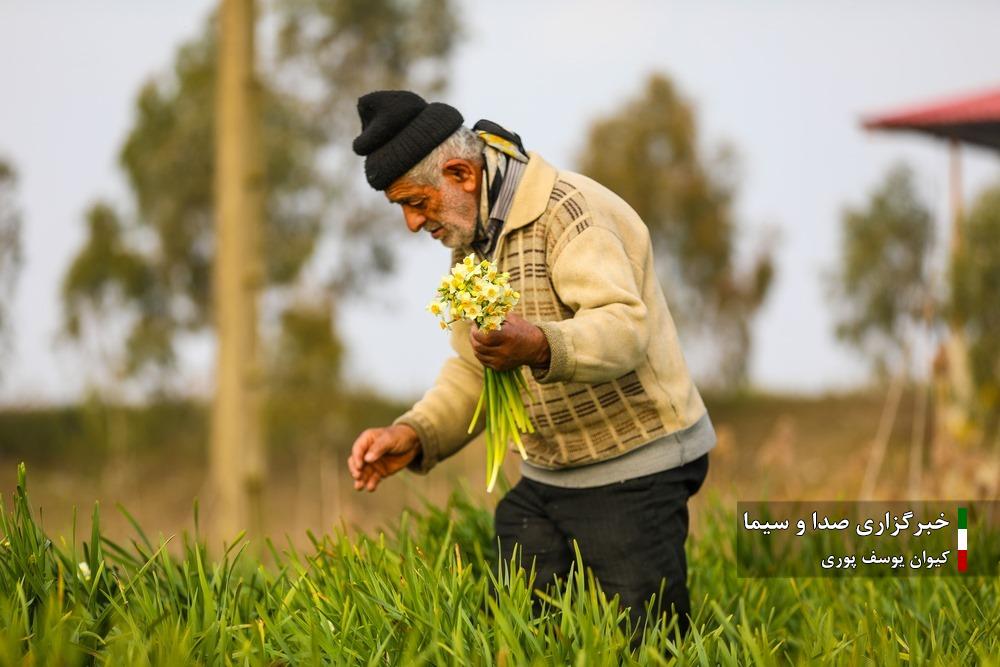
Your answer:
[349,429,375,479]
[470,335,508,370]
[349,429,385,492]
[351,449,384,491]
[470,329,511,370]
[353,454,396,491]
[470,323,504,346]
[353,470,380,491]
[350,428,397,472]
[348,427,405,493]
[470,331,505,366]
[473,352,512,372]
[363,429,396,463]
[470,343,496,369]
[347,431,371,479]
[353,466,381,492]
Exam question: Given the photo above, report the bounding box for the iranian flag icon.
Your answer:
[957,507,968,573]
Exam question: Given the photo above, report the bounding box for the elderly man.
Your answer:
[347,90,715,637]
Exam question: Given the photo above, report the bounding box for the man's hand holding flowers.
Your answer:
[470,312,550,373]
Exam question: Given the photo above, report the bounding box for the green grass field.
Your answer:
[2,464,998,666]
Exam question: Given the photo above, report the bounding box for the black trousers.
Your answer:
[494,453,709,638]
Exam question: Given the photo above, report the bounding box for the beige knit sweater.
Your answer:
[395,152,707,472]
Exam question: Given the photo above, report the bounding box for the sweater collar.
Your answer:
[455,152,558,265]
[504,151,558,233]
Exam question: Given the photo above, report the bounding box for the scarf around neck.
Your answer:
[469,120,528,261]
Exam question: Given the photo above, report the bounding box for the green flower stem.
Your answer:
[472,367,537,493]
[499,375,519,428]
[485,369,496,482]
[467,379,486,435]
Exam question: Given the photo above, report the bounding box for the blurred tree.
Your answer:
[576,73,774,387]
[829,163,935,499]
[269,302,343,402]
[267,299,343,454]
[60,1,460,384]
[61,17,323,383]
[266,299,345,528]
[275,0,458,129]
[62,203,161,375]
[0,158,23,373]
[951,182,1000,430]
[274,0,460,294]
[829,164,934,376]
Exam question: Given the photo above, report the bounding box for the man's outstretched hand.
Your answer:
[348,424,421,492]
[470,312,550,372]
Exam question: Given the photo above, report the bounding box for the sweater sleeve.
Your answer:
[393,318,486,473]
[530,225,650,385]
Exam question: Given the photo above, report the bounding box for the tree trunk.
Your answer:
[210,0,265,542]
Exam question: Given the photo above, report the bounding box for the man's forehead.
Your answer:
[385,179,428,203]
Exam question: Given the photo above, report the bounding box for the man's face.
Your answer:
[385,160,480,249]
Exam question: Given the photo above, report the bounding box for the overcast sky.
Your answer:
[2,0,999,405]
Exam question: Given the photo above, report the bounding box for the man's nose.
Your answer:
[403,206,425,233]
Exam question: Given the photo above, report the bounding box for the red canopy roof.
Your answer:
[863,87,1000,151]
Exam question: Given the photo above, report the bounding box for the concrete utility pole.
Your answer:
[211,0,265,541]
[944,140,974,413]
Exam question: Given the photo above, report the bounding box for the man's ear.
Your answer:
[441,158,479,193]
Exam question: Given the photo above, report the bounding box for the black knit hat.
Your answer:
[352,90,464,190]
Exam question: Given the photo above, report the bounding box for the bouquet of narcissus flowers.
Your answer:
[428,254,535,491]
